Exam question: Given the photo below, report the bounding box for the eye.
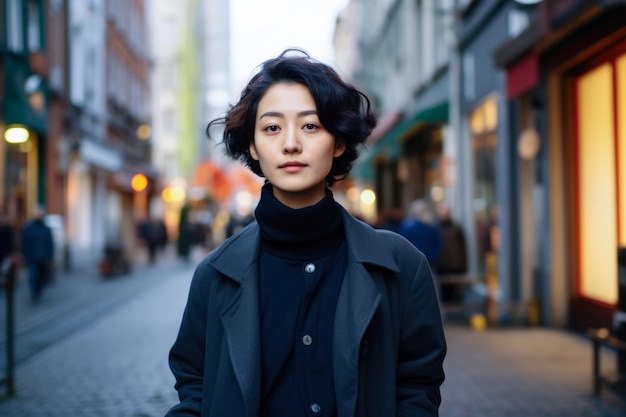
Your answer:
[303,123,318,131]
[264,124,280,133]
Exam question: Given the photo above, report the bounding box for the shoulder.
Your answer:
[342,210,428,272]
[192,221,260,283]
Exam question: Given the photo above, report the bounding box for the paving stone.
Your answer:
[1,250,625,416]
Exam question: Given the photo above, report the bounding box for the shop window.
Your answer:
[617,54,626,246]
[469,94,499,273]
[575,60,622,305]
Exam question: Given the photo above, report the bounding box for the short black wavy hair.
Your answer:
[207,48,377,187]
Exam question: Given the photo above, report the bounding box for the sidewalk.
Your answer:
[0,250,625,416]
[0,250,194,416]
[440,324,626,416]
[0,245,200,371]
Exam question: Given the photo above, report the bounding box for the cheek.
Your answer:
[249,142,259,161]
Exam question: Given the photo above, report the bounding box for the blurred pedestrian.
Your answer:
[21,205,55,303]
[154,217,169,253]
[165,49,446,417]
[435,202,467,275]
[376,207,404,233]
[137,217,158,264]
[176,204,192,263]
[225,211,255,238]
[435,202,468,303]
[399,199,443,268]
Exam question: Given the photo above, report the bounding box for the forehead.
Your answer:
[258,82,315,108]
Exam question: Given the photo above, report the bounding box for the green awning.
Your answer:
[371,101,448,160]
[3,55,48,134]
[352,102,448,182]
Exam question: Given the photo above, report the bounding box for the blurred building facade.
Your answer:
[1,0,50,239]
[148,0,232,241]
[1,0,157,269]
[340,0,626,330]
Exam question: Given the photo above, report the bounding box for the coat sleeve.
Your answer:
[396,253,447,416]
[165,264,211,417]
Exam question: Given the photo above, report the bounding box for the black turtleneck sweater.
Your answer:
[255,184,347,417]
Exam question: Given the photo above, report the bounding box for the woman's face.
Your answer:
[250,82,345,209]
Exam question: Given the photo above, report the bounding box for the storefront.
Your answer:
[496,0,626,328]
[456,0,517,324]
[564,39,626,329]
[2,53,48,231]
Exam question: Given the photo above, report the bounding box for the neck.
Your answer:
[270,182,328,209]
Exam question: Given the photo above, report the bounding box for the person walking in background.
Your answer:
[165,49,446,417]
[137,216,158,264]
[176,203,192,263]
[154,217,169,255]
[376,207,404,233]
[435,202,467,275]
[21,206,55,303]
[399,199,443,268]
[435,202,468,303]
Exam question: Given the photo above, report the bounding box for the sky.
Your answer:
[229,0,349,97]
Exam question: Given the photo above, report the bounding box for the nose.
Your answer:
[282,127,301,154]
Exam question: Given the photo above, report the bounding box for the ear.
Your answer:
[333,141,346,158]
[249,141,259,161]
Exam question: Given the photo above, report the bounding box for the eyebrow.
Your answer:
[259,110,318,119]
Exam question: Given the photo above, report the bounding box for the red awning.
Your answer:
[506,51,539,100]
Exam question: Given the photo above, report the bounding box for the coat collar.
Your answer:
[209,206,401,280]
[206,207,398,417]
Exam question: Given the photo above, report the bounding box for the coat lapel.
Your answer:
[211,224,262,417]
[333,210,400,417]
[333,261,382,417]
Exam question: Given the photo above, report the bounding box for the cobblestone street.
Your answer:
[1,255,625,416]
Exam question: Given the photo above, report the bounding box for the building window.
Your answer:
[434,0,451,68]
[27,0,42,51]
[463,52,476,101]
[7,0,24,52]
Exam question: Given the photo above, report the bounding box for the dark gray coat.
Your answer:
[167,207,446,417]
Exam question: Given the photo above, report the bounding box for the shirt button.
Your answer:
[302,335,313,346]
[310,403,321,414]
[305,263,316,273]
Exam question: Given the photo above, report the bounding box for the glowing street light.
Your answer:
[162,185,186,203]
[4,126,30,144]
[131,173,148,192]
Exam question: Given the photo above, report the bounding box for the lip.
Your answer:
[279,161,307,172]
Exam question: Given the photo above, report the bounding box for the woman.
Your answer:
[166,49,446,417]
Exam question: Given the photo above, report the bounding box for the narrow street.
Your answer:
[0,253,625,416]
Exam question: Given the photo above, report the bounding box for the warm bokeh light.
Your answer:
[346,186,360,202]
[235,190,253,216]
[162,185,186,203]
[360,189,376,205]
[430,186,444,202]
[4,126,30,144]
[131,173,148,192]
[137,124,151,140]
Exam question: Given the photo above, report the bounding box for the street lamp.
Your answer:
[4,126,30,144]
[131,174,148,192]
